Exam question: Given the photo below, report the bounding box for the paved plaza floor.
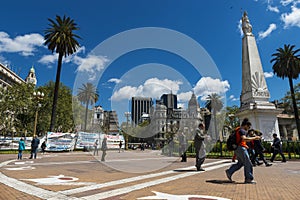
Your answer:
[0,150,299,200]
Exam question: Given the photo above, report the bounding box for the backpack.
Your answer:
[226,127,240,151]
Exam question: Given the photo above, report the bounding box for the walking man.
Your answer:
[101,135,108,161]
[270,133,286,162]
[119,140,122,153]
[253,131,272,167]
[225,118,261,184]
[41,140,47,154]
[29,136,40,159]
[179,132,187,162]
[93,139,99,156]
[194,123,207,171]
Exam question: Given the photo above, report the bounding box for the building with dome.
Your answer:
[146,93,205,145]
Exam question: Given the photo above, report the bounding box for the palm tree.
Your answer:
[281,83,300,114]
[271,44,300,139]
[44,15,81,131]
[77,83,99,131]
[225,105,240,129]
[205,93,223,141]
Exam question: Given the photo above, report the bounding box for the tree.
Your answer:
[271,44,300,139]
[0,83,36,137]
[280,82,300,114]
[77,83,99,131]
[44,15,81,131]
[224,105,240,129]
[205,93,223,141]
[39,81,77,133]
[72,96,86,130]
[0,81,80,137]
[11,83,36,136]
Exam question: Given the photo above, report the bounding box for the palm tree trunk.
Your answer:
[49,53,63,132]
[213,110,218,141]
[289,77,300,139]
[84,100,89,131]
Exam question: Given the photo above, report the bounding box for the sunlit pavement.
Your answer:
[0,150,299,200]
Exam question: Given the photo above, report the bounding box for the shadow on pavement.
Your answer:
[206,180,241,184]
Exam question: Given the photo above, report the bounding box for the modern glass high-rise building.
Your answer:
[131,97,153,126]
[160,93,178,118]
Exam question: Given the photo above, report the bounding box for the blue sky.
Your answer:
[1,0,300,123]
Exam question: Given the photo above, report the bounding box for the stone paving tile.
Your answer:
[0,183,42,200]
[0,151,299,200]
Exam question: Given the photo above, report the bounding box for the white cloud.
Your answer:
[38,54,57,64]
[0,32,44,56]
[76,55,109,73]
[63,46,86,63]
[38,46,86,65]
[0,55,10,66]
[38,46,107,81]
[75,46,86,54]
[193,77,230,101]
[238,19,243,37]
[111,77,230,105]
[111,85,140,100]
[111,78,183,101]
[264,71,274,78]
[281,6,300,28]
[177,91,193,102]
[258,23,277,39]
[108,78,122,84]
[280,0,295,6]
[229,95,239,101]
[144,78,182,94]
[267,5,280,13]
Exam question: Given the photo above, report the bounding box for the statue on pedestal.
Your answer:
[242,11,253,36]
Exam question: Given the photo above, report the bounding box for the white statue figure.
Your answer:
[242,11,253,36]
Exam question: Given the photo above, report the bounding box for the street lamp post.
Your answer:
[33,91,44,137]
[124,112,131,150]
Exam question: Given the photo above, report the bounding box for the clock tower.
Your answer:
[25,66,37,85]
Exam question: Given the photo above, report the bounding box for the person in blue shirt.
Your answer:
[18,138,25,160]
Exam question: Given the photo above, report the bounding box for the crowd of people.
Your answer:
[225,118,286,184]
[15,118,288,185]
[176,118,287,184]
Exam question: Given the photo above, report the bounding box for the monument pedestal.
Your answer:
[236,102,282,141]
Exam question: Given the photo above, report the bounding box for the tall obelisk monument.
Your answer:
[236,12,282,141]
